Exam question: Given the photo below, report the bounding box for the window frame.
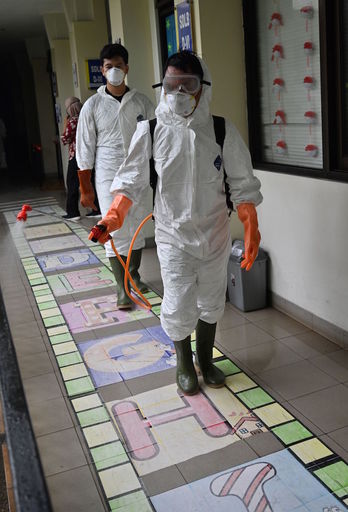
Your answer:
[328,0,348,174]
[156,0,175,72]
[243,0,348,183]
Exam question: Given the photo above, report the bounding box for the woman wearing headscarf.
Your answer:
[61,97,100,220]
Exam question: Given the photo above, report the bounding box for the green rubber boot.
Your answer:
[195,319,225,388]
[129,249,148,293]
[173,337,199,395]
[109,256,132,309]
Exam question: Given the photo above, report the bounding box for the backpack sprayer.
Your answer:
[16,204,153,311]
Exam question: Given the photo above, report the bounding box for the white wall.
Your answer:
[121,0,156,103]
[196,0,248,142]
[255,169,348,332]
[108,0,156,104]
[68,0,109,102]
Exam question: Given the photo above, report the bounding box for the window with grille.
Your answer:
[244,0,348,181]
[244,0,323,172]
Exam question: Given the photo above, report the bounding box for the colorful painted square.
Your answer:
[99,463,141,498]
[77,406,109,427]
[21,215,58,227]
[314,461,348,498]
[36,248,100,272]
[106,383,265,476]
[109,491,151,512]
[65,376,95,396]
[290,438,333,464]
[77,325,175,387]
[29,235,84,254]
[214,359,240,376]
[83,422,119,448]
[60,293,153,333]
[47,267,115,296]
[91,441,128,470]
[272,420,312,446]
[237,387,274,409]
[253,403,294,428]
[151,450,346,511]
[24,223,71,239]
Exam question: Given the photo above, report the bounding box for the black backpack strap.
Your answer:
[149,118,157,208]
[212,115,225,149]
[212,115,234,213]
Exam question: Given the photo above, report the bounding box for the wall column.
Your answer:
[44,13,74,184]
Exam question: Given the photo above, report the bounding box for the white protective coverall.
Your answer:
[109,60,262,340]
[76,86,155,257]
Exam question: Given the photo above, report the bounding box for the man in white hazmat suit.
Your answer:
[89,51,262,395]
[76,43,155,308]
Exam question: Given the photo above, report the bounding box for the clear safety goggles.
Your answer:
[152,74,211,95]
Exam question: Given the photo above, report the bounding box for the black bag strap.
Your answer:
[149,118,157,207]
[212,115,233,213]
[212,115,225,149]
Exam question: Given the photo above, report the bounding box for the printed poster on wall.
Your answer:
[176,1,193,51]
[86,59,106,89]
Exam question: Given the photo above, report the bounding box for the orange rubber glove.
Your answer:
[88,194,133,245]
[77,169,97,210]
[237,203,261,271]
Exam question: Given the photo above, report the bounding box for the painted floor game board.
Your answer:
[3,201,348,512]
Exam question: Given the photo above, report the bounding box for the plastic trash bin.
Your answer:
[227,240,268,312]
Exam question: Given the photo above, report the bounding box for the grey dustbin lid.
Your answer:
[230,240,268,262]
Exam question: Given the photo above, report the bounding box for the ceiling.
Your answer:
[0,0,63,43]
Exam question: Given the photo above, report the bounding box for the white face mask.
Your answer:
[166,92,196,117]
[106,67,125,87]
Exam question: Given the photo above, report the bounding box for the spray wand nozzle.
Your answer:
[16,204,32,221]
[89,223,112,243]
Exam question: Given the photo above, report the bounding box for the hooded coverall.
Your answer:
[108,61,262,340]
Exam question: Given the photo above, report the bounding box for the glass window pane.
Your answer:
[255,0,323,168]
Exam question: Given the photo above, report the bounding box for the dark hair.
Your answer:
[100,43,128,65]
[164,50,203,79]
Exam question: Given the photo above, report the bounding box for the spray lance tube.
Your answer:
[89,215,153,310]
[16,203,153,311]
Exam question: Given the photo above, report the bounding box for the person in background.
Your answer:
[76,43,155,308]
[61,97,100,221]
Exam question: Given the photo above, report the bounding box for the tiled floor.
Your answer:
[0,194,348,512]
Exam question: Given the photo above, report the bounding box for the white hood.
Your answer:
[155,56,212,127]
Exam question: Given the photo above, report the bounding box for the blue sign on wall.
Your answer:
[176,1,193,51]
[86,59,106,89]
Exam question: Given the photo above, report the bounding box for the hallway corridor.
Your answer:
[0,192,348,512]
